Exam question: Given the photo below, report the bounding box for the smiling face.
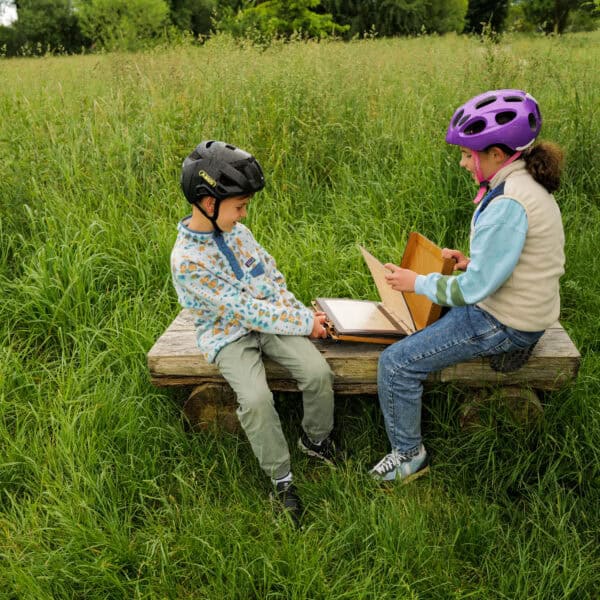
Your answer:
[459,146,509,183]
[214,195,251,232]
[459,147,479,183]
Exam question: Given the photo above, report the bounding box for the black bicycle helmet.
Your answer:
[180,140,265,232]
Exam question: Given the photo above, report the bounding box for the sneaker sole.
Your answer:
[401,465,430,484]
[371,464,430,484]
[297,439,335,466]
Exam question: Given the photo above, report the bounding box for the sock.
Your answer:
[306,432,326,446]
[272,471,292,486]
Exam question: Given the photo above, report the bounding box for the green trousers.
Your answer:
[215,332,335,480]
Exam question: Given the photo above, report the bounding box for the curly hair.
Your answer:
[522,141,565,194]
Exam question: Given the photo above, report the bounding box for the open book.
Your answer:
[314,233,455,344]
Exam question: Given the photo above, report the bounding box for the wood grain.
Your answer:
[148,310,580,391]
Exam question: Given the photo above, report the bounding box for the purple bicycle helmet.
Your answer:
[446,89,542,152]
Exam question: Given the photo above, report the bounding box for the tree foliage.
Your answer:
[165,0,216,37]
[521,0,594,34]
[426,0,467,34]
[318,0,467,37]
[222,0,348,39]
[0,0,597,56]
[75,0,170,50]
[1,0,88,53]
[465,0,510,33]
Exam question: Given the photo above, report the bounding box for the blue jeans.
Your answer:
[377,305,544,454]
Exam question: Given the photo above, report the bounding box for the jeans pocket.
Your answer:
[473,305,503,330]
[504,326,544,349]
[479,334,511,355]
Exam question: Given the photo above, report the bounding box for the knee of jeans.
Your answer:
[379,345,425,384]
[379,346,400,378]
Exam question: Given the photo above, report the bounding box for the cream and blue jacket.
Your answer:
[171,218,313,363]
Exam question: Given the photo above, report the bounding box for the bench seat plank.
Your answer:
[148,310,580,391]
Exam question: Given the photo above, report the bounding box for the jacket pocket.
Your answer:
[250,262,265,277]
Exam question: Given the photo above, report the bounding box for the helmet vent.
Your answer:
[458,114,470,127]
[206,141,215,148]
[495,111,516,125]
[225,144,236,150]
[452,109,464,127]
[475,96,496,109]
[528,113,538,131]
[504,96,524,103]
[464,119,486,135]
[219,173,237,188]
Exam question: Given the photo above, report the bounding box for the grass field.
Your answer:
[1,31,599,598]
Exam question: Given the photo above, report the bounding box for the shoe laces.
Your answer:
[373,452,399,473]
[375,448,420,473]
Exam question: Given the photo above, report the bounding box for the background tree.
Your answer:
[425,0,467,33]
[521,0,593,33]
[465,0,510,34]
[222,0,348,40]
[566,0,600,31]
[0,0,88,54]
[166,0,215,37]
[317,0,423,37]
[75,0,170,50]
[318,0,466,38]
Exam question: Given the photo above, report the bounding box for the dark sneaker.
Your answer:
[489,340,538,372]
[298,431,340,465]
[270,480,302,526]
[369,445,429,483]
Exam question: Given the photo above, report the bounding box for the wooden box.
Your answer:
[315,233,455,344]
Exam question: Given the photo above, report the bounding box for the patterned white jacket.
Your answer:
[171,218,313,363]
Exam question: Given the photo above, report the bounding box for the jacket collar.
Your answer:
[489,159,526,190]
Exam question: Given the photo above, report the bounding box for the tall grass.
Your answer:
[1,32,599,598]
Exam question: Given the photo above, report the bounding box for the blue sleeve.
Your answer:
[414,198,528,306]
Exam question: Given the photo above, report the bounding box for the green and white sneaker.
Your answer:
[369,445,429,483]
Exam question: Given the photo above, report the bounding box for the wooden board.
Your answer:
[316,234,455,343]
[360,246,415,333]
[147,310,580,391]
[400,233,455,329]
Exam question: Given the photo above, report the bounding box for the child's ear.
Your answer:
[201,196,216,216]
[490,146,509,162]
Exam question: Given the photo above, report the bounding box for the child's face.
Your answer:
[215,195,251,232]
[459,146,506,182]
[459,147,480,182]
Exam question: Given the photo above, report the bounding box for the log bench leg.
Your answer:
[183,383,240,433]
[460,386,544,429]
[182,382,544,434]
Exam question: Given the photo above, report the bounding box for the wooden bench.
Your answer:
[148,309,581,429]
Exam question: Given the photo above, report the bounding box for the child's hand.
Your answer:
[442,248,470,271]
[310,314,328,339]
[384,264,417,292]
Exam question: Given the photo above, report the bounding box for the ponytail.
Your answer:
[522,141,564,194]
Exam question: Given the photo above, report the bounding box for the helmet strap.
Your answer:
[193,198,223,234]
[472,150,522,204]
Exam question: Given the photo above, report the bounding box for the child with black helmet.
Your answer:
[369,90,565,483]
[171,141,337,523]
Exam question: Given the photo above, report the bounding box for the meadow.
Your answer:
[0,31,599,598]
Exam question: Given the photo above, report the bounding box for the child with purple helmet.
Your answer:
[370,90,565,483]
